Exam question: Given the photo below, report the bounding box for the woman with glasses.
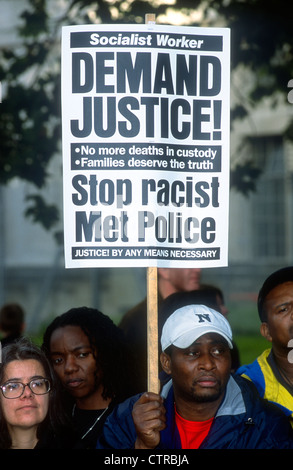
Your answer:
[0,337,75,449]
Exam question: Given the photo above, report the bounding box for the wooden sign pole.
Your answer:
[147,266,159,393]
[145,13,156,24]
[145,13,159,394]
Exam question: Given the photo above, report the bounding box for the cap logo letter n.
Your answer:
[195,314,211,323]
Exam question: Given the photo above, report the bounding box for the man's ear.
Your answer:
[160,352,172,375]
[260,322,272,343]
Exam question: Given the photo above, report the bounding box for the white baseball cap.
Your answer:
[161,304,233,351]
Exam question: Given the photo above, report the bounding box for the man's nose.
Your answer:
[198,353,216,370]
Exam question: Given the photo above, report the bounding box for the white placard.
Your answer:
[61,24,230,268]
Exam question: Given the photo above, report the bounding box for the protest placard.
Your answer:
[61,23,230,269]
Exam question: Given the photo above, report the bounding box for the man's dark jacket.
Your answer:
[97,375,293,449]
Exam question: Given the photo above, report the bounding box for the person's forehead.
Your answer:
[4,359,45,381]
[50,325,91,351]
[265,281,293,303]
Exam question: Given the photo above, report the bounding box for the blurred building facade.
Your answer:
[1,0,293,333]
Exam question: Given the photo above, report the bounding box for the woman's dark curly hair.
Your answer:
[0,337,69,449]
[42,307,137,403]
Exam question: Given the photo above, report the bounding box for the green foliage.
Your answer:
[25,194,59,230]
[230,160,262,196]
[206,0,293,80]
[19,0,49,37]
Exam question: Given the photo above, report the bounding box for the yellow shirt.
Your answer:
[239,349,293,427]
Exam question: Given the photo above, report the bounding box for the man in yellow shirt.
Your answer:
[237,266,293,426]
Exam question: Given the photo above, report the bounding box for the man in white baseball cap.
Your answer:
[160,304,233,352]
[97,304,293,450]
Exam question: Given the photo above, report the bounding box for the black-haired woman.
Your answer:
[42,307,138,448]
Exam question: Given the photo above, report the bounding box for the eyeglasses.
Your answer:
[0,378,51,399]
